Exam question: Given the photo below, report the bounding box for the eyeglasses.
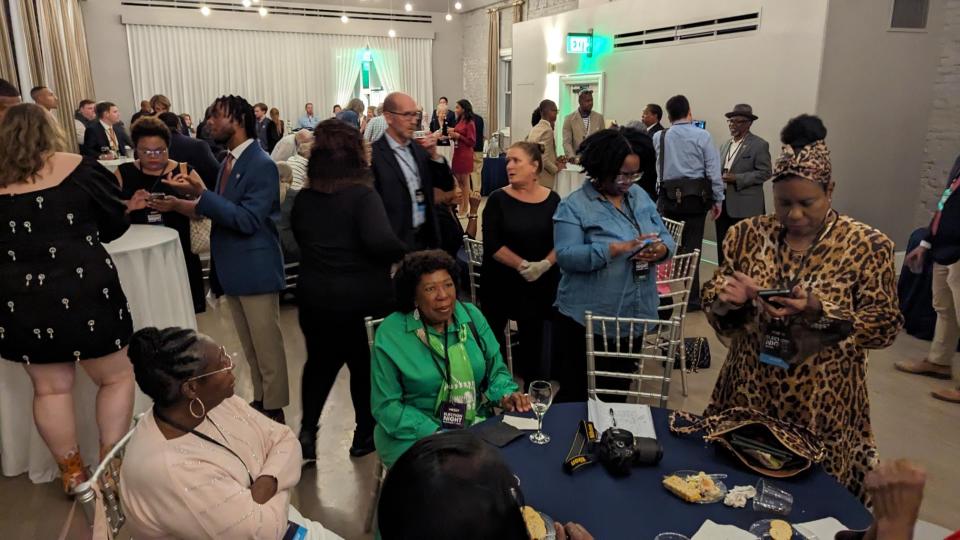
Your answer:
[185,346,234,382]
[727,118,750,126]
[615,172,643,184]
[137,148,168,158]
[384,109,419,119]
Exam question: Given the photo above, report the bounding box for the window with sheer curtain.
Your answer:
[125,24,433,126]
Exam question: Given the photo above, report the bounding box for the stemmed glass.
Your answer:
[528,380,554,445]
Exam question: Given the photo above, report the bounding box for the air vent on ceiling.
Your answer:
[614,12,760,50]
[120,0,431,24]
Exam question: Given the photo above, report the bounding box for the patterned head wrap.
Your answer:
[772,139,832,187]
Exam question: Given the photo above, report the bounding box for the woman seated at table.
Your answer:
[115,116,207,314]
[701,115,902,500]
[371,250,531,468]
[0,103,133,493]
[481,141,561,386]
[379,431,594,540]
[121,326,342,539]
[552,127,675,402]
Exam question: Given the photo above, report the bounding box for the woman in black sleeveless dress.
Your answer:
[0,104,134,492]
[116,116,207,313]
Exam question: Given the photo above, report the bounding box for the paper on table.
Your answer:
[502,414,539,431]
[586,397,657,440]
[795,517,848,540]
[690,519,758,540]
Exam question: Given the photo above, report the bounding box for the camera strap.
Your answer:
[563,420,599,474]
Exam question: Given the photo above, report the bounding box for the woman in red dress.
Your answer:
[449,99,477,216]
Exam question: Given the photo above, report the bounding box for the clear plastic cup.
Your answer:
[654,534,690,540]
[752,478,794,515]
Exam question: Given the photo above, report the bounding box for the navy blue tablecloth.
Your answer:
[492,403,871,539]
[481,156,508,195]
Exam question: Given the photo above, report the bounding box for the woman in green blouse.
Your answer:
[371,250,531,467]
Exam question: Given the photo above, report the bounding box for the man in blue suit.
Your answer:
[164,95,289,423]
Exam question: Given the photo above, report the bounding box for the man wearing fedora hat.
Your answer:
[716,103,771,265]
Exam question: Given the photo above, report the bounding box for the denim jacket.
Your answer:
[553,179,677,326]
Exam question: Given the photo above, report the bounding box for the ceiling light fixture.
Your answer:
[388,28,396,37]
[241,0,252,7]
[454,1,462,9]
[341,14,349,22]
[200,4,211,16]
[258,5,268,16]
[445,12,452,20]
[388,0,396,37]
[404,2,413,12]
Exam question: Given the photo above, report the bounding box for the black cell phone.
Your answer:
[757,288,792,299]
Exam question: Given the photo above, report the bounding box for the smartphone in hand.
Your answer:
[757,288,792,307]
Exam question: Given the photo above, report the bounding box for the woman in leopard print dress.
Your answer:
[701,115,902,500]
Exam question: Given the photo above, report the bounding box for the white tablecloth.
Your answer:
[556,166,587,199]
[0,225,196,483]
[97,157,135,172]
[436,144,454,168]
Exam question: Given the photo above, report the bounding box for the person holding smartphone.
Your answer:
[701,115,902,500]
[553,127,676,402]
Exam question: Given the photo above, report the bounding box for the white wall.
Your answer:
[816,0,944,246]
[80,0,462,121]
[510,0,831,158]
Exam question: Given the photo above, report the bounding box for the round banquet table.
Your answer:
[0,225,197,483]
[492,403,872,539]
[97,157,135,173]
[556,167,587,199]
[436,144,454,168]
[481,156,508,195]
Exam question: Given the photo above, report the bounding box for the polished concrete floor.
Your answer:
[2,273,959,538]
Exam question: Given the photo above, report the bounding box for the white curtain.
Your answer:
[126,25,433,125]
[368,36,433,112]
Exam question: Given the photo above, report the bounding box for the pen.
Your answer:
[609,407,617,427]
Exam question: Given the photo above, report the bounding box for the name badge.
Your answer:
[439,401,467,430]
[147,212,163,225]
[759,321,795,370]
[414,188,426,225]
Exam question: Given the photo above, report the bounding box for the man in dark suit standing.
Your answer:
[157,112,221,190]
[373,92,454,250]
[82,101,133,158]
[642,103,664,135]
[715,103,772,264]
[898,153,960,404]
[162,95,289,423]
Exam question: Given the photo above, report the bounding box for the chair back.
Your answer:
[463,235,484,305]
[662,217,685,249]
[74,413,145,538]
[365,316,386,353]
[583,311,682,408]
[656,249,700,320]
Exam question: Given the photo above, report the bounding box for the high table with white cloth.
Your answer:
[436,144,454,167]
[0,225,197,483]
[97,157,135,173]
[556,165,587,199]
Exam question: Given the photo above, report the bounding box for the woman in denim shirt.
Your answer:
[552,127,676,402]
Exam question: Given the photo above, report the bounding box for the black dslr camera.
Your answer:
[597,427,663,476]
[564,421,663,476]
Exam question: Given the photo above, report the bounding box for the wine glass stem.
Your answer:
[537,414,543,437]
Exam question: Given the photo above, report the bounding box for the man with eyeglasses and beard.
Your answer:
[372,92,455,250]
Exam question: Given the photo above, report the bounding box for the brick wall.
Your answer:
[915,0,960,226]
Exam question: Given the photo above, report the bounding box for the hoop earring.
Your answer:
[189,397,206,419]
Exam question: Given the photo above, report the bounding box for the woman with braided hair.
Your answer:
[120,327,342,540]
[701,115,903,499]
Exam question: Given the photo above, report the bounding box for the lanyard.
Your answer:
[153,409,254,485]
[418,317,455,388]
[774,210,837,289]
[600,192,642,236]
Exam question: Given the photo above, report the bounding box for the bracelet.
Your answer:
[466,214,478,219]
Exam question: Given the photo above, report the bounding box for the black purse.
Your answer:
[672,336,711,370]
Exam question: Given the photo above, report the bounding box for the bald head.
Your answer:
[383,92,418,143]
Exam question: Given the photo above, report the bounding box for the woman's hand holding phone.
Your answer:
[759,285,822,319]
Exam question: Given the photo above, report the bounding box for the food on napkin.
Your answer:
[522,506,548,540]
[722,484,757,508]
[662,471,720,503]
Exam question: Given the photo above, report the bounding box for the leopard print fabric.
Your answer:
[701,213,903,500]
[773,139,832,186]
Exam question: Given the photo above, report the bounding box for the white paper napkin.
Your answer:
[795,517,849,540]
[502,414,539,430]
[690,519,759,540]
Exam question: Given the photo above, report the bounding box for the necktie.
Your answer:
[107,127,118,151]
[930,174,960,237]
[218,154,235,195]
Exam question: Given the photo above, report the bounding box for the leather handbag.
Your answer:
[189,217,211,255]
[669,407,825,478]
[672,337,711,370]
[657,127,713,214]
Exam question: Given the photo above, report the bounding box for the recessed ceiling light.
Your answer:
[404,3,413,11]
[341,14,349,23]
[241,0,252,7]
[388,28,397,38]
[258,6,268,16]
[454,1,462,9]
[445,13,452,21]
[200,5,211,16]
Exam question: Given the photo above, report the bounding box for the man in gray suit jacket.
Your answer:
[562,90,605,163]
[716,104,772,264]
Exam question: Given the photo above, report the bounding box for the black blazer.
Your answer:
[927,154,960,265]
[647,123,664,136]
[472,114,485,152]
[82,122,133,158]
[371,135,455,249]
[429,110,456,134]
[169,132,221,190]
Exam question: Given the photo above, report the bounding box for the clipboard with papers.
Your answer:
[587,397,657,440]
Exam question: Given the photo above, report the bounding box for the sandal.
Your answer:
[56,448,89,495]
[931,387,960,403]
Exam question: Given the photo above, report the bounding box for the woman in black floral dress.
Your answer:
[0,104,134,493]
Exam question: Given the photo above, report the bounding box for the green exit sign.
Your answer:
[566,33,593,55]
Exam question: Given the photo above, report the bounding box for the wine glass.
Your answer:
[528,380,553,445]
